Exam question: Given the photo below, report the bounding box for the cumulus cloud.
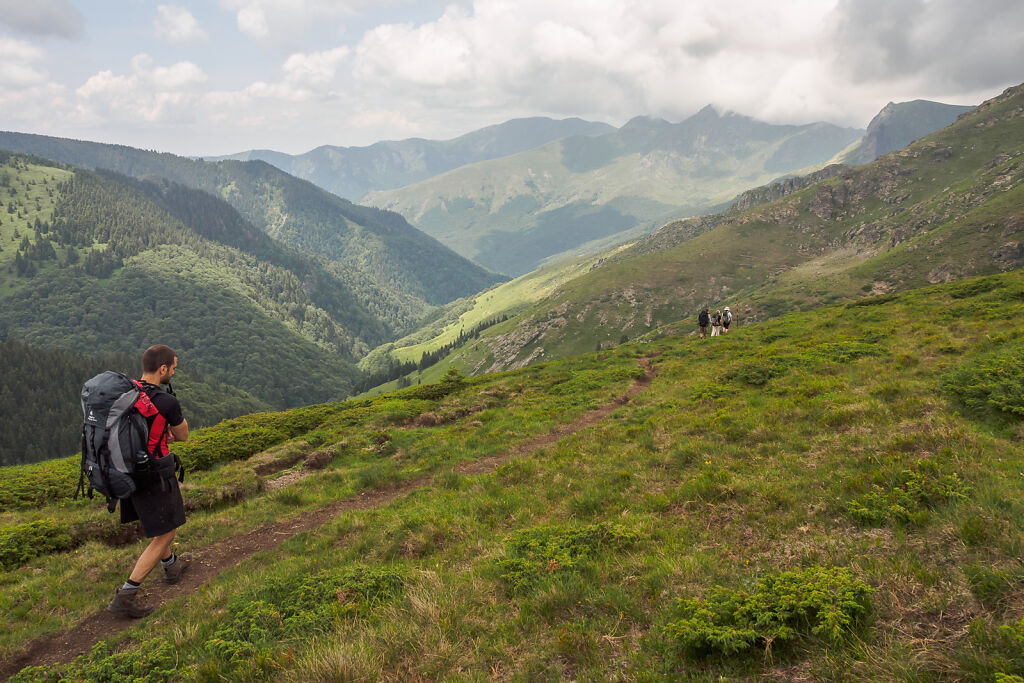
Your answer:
[0,0,84,39]
[348,0,1021,130]
[0,38,50,86]
[220,0,358,48]
[283,47,350,87]
[154,5,209,44]
[352,0,843,123]
[75,55,208,124]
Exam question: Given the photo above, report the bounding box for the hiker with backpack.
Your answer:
[722,307,733,333]
[80,345,191,618]
[711,310,723,337]
[698,307,710,339]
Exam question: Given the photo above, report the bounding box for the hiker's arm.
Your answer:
[168,419,189,443]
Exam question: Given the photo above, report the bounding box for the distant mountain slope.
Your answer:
[0,131,504,330]
[0,152,381,414]
[389,83,1023,378]
[365,107,863,276]
[209,117,615,201]
[838,99,975,165]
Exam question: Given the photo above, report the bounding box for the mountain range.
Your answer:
[208,117,614,201]
[365,107,864,276]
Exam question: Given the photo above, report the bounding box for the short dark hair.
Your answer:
[142,345,176,373]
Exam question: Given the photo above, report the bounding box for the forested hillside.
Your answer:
[0,340,268,466]
[0,152,403,462]
[0,132,504,331]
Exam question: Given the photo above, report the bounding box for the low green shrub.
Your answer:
[662,566,873,657]
[0,456,79,512]
[182,461,263,512]
[0,519,74,571]
[960,617,1024,680]
[810,341,884,363]
[11,639,179,682]
[496,522,638,594]
[846,294,898,307]
[943,342,1024,422]
[948,277,1003,299]
[201,565,406,678]
[964,563,1024,604]
[846,458,969,526]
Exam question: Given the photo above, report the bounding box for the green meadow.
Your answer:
[2,269,1023,680]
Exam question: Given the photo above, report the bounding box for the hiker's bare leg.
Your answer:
[129,530,176,583]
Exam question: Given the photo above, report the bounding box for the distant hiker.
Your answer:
[722,307,733,333]
[711,310,723,337]
[107,345,191,618]
[698,307,710,339]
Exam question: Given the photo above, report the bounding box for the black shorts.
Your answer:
[723,322,730,329]
[120,455,186,537]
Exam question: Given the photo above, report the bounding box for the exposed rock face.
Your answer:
[730,165,849,212]
[993,242,1024,268]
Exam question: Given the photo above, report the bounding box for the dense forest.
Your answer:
[0,155,372,420]
[0,132,505,332]
[0,339,269,466]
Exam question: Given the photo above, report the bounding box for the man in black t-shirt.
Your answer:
[107,345,192,618]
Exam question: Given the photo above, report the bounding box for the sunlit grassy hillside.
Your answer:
[2,269,1023,680]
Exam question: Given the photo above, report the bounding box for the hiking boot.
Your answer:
[162,552,192,584]
[107,588,154,618]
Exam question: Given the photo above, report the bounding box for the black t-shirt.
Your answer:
[140,382,183,457]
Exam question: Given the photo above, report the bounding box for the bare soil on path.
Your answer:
[0,358,655,680]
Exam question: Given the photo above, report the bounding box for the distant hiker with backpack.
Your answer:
[711,309,723,337]
[698,307,710,339]
[722,307,733,333]
[97,345,191,618]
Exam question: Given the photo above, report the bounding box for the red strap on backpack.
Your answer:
[132,381,169,458]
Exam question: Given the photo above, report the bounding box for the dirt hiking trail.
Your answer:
[0,357,655,679]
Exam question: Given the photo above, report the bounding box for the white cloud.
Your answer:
[347,0,1019,130]
[0,38,49,86]
[282,46,350,87]
[221,0,358,48]
[154,5,209,44]
[0,0,84,39]
[74,56,209,124]
[153,62,208,89]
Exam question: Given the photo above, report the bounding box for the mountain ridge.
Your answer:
[206,116,615,201]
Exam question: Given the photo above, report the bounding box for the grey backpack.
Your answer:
[75,371,156,511]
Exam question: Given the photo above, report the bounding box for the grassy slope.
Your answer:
[2,270,1024,680]
[358,247,630,392]
[421,84,1024,377]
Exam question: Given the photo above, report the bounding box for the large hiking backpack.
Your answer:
[76,371,160,512]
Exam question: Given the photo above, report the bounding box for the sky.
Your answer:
[0,0,1021,157]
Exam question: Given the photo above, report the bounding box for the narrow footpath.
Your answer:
[0,357,655,680]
